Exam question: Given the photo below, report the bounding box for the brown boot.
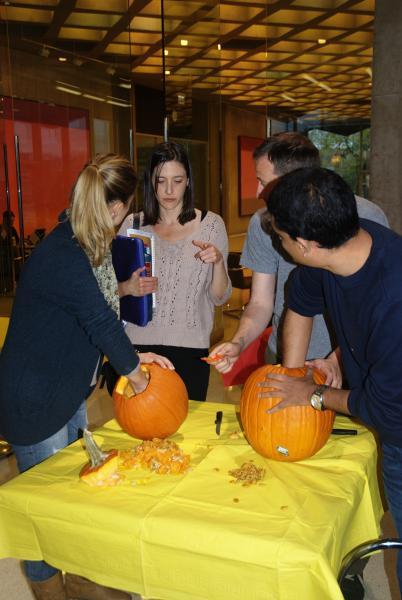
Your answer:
[65,573,131,600]
[30,572,66,600]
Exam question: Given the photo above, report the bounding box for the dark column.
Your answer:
[370,0,402,233]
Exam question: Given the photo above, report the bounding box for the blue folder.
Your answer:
[112,235,152,327]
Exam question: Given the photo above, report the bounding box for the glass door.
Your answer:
[0,10,136,295]
[0,21,17,296]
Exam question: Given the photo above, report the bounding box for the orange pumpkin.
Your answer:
[113,363,189,440]
[240,364,335,462]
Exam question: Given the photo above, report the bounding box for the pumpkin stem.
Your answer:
[83,429,110,468]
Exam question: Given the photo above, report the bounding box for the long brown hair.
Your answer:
[142,142,195,226]
[70,154,136,266]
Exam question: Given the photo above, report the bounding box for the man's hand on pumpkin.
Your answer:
[258,370,316,414]
[305,350,342,388]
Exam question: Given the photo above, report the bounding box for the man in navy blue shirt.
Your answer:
[260,166,402,595]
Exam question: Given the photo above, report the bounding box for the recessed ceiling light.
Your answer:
[318,38,326,45]
[302,73,332,92]
[180,39,188,47]
[58,57,67,62]
[281,93,296,102]
[164,49,169,56]
[83,93,105,102]
[165,70,171,75]
[106,99,131,108]
[217,43,221,51]
[56,85,81,96]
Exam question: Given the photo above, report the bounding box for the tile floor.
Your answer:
[0,298,400,599]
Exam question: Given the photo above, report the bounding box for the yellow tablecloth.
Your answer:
[0,401,383,600]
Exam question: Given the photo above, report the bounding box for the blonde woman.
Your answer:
[0,154,172,600]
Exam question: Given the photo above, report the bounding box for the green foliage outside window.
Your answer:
[308,129,371,197]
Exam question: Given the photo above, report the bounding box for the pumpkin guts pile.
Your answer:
[79,432,191,487]
[228,462,265,487]
[120,438,191,475]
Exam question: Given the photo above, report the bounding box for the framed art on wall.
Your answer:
[238,135,265,216]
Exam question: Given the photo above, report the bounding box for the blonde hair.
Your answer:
[70,154,137,266]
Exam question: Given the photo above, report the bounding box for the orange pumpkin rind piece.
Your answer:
[201,354,224,364]
[79,429,121,487]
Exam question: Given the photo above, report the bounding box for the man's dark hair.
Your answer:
[253,132,320,175]
[264,167,359,249]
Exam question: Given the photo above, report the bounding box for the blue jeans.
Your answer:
[381,443,402,596]
[12,401,87,582]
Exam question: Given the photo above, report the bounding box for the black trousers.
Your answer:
[101,345,210,402]
[135,344,210,401]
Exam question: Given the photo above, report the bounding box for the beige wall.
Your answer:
[208,103,266,251]
[223,104,266,238]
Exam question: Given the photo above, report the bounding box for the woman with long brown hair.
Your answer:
[118,142,231,400]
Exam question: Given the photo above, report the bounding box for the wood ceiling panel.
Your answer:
[290,27,344,40]
[58,27,105,41]
[1,0,376,125]
[319,13,373,28]
[75,0,127,10]
[0,7,53,22]
[65,13,121,28]
[7,0,57,5]
[239,24,291,37]
[291,0,346,8]
[266,9,326,24]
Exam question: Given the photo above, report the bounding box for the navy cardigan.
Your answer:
[0,216,139,445]
[289,219,402,447]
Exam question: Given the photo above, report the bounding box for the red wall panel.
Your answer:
[3,97,90,237]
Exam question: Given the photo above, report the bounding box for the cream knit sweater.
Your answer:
[119,211,232,349]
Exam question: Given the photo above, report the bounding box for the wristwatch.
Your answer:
[310,384,328,411]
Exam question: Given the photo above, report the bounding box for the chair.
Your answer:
[221,326,272,388]
[224,252,252,319]
[338,537,402,599]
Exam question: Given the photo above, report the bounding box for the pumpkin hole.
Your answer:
[124,370,151,398]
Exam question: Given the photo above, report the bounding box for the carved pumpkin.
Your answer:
[79,429,120,487]
[113,363,189,440]
[240,364,335,462]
